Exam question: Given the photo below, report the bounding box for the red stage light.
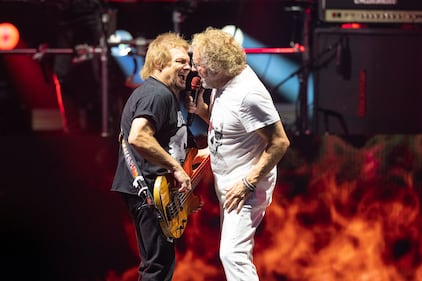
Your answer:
[341,23,363,29]
[0,22,20,50]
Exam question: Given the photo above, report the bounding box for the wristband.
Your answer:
[242,177,256,192]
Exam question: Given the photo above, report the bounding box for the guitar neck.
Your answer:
[190,156,210,190]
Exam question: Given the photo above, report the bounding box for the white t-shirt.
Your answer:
[208,65,280,205]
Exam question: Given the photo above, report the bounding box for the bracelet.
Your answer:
[242,177,256,192]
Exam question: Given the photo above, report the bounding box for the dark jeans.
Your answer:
[123,194,175,281]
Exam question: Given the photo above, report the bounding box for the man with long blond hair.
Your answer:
[112,32,192,281]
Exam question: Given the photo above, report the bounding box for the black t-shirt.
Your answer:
[111,78,188,195]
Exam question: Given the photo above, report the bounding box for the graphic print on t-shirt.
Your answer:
[168,110,188,163]
[208,120,223,156]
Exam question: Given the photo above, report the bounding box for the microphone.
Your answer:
[336,37,351,80]
[187,76,201,126]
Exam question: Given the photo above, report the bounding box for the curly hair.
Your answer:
[191,27,246,77]
[140,32,190,80]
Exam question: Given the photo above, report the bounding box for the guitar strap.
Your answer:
[119,130,155,207]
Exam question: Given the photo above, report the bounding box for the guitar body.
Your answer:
[153,148,210,239]
[153,174,202,239]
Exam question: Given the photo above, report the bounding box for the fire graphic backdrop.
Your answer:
[104,134,422,281]
[1,134,422,281]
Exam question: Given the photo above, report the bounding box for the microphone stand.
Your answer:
[296,6,311,135]
[0,42,111,136]
[99,33,109,137]
[271,4,313,136]
[271,38,342,134]
[0,7,117,137]
[272,2,344,136]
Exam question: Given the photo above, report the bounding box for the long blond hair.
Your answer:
[140,32,189,80]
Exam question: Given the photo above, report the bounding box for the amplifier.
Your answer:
[313,28,422,135]
[319,0,422,23]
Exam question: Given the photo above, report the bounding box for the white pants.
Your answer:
[219,202,267,281]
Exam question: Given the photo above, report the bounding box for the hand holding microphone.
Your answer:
[186,76,202,126]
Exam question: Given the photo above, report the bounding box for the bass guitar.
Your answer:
[153,148,210,239]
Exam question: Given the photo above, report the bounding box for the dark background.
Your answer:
[0,1,304,48]
[0,0,309,136]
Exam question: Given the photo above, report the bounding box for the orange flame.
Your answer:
[107,135,422,281]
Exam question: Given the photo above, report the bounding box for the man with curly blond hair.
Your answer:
[186,27,290,281]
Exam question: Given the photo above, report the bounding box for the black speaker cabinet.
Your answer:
[313,27,422,135]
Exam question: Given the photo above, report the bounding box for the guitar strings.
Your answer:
[165,157,210,219]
